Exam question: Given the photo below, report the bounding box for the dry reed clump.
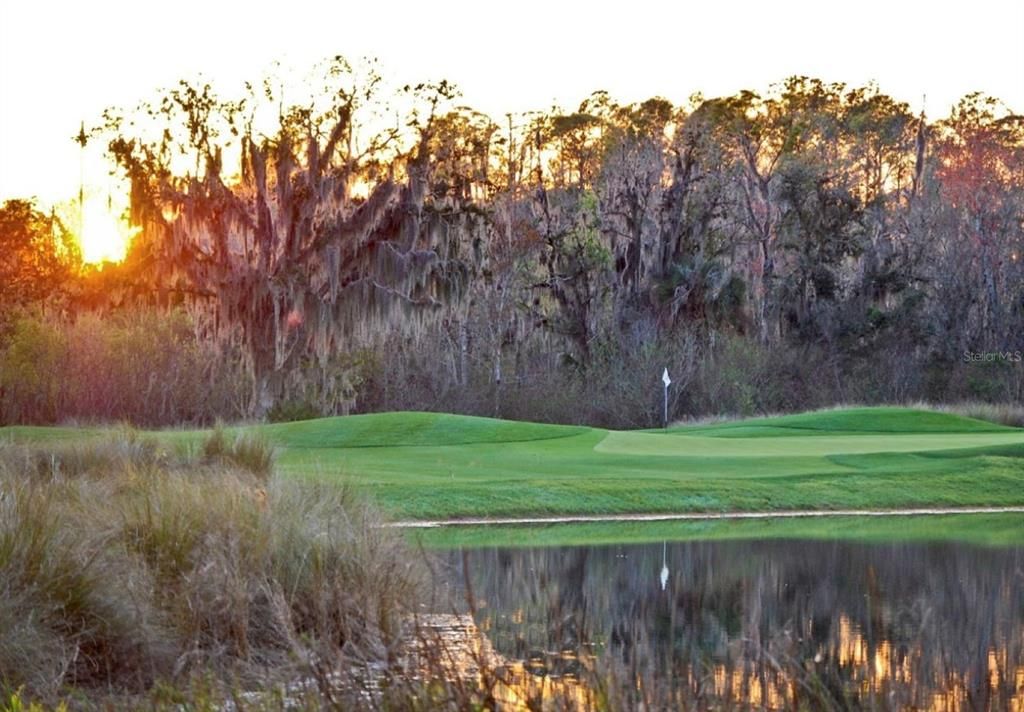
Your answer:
[669,401,1024,429]
[0,430,424,706]
[924,401,1024,428]
[3,427,166,482]
[200,424,276,479]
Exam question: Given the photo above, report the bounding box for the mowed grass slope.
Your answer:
[4,408,1024,520]
[260,411,587,448]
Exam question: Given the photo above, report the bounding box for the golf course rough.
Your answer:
[4,407,1024,522]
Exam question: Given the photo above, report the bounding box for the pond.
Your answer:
[426,533,1024,709]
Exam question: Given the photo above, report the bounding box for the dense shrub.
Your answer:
[0,310,246,426]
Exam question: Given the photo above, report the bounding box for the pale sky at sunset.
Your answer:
[2,0,1022,215]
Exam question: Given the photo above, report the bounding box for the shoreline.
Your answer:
[388,506,1024,529]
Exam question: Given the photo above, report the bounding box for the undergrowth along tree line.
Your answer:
[2,59,1022,426]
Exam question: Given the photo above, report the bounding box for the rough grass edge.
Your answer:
[670,401,1024,429]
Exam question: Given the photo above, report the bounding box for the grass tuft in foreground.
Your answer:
[0,433,421,705]
[200,423,276,478]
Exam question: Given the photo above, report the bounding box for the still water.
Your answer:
[432,538,1024,710]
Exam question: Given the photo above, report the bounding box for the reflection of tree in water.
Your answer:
[443,540,1024,709]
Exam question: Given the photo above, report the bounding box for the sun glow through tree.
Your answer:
[72,190,139,264]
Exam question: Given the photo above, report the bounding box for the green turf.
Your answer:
[4,407,1024,523]
[258,411,587,448]
[408,513,1024,549]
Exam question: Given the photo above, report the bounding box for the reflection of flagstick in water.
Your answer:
[660,541,669,591]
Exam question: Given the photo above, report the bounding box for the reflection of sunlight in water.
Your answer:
[434,605,1024,710]
[443,539,1024,710]
[413,614,597,710]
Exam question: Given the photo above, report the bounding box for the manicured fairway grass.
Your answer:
[4,407,1024,521]
[409,513,1024,549]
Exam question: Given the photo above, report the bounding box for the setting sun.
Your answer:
[76,196,138,264]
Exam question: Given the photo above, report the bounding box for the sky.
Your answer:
[1,0,1022,259]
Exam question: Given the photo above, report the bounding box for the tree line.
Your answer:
[2,59,1022,425]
